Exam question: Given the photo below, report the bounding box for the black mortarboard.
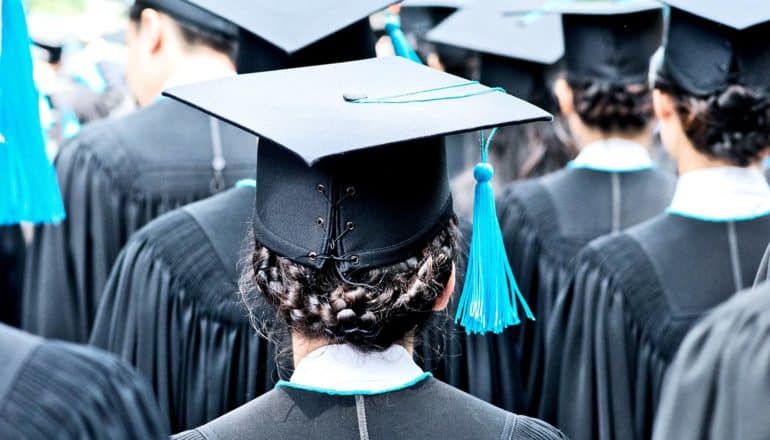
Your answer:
[546,0,662,84]
[654,0,770,96]
[136,0,238,38]
[164,57,549,272]
[185,0,393,72]
[426,1,563,101]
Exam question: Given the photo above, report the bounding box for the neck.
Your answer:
[570,116,651,150]
[291,333,414,367]
[155,51,235,100]
[676,139,746,174]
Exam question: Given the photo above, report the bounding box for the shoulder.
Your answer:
[53,102,176,188]
[417,379,566,439]
[118,194,248,322]
[1,337,168,438]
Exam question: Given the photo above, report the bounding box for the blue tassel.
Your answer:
[455,129,535,334]
[0,0,65,225]
[384,13,422,64]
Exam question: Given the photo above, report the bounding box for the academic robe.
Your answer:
[23,98,257,342]
[89,186,279,432]
[0,225,25,326]
[754,242,770,282]
[542,213,770,440]
[652,280,770,440]
[0,323,169,439]
[172,378,567,440]
[459,167,676,415]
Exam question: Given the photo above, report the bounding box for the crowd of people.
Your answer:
[2,0,770,439]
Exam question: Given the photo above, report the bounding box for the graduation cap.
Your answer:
[544,0,663,84]
[184,0,394,73]
[135,0,238,38]
[165,56,549,334]
[426,1,563,103]
[653,0,770,96]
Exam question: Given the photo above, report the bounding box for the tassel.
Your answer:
[0,0,65,225]
[455,129,535,334]
[384,12,423,64]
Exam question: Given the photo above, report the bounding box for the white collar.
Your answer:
[289,344,426,394]
[161,59,235,93]
[669,166,770,221]
[570,138,654,172]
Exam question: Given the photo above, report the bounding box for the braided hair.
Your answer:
[239,218,459,353]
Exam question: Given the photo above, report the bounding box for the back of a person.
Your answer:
[160,57,562,440]
[653,276,770,440]
[0,323,168,439]
[462,1,672,415]
[174,378,565,440]
[542,2,770,437]
[22,0,256,343]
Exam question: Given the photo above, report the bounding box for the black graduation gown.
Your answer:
[754,242,770,283]
[172,378,567,440]
[0,225,25,326]
[89,186,279,432]
[0,323,169,439]
[22,98,257,342]
[652,280,770,440]
[457,167,676,415]
[543,213,770,440]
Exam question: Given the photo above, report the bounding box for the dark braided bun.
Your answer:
[670,85,770,166]
[569,79,653,133]
[240,218,459,352]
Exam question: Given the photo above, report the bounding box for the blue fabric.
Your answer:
[567,161,655,173]
[274,372,433,396]
[384,13,422,64]
[666,209,770,223]
[0,0,65,225]
[455,129,534,334]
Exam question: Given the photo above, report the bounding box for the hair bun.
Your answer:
[685,85,770,166]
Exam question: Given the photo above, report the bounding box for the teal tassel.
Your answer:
[0,0,65,225]
[384,13,422,64]
[455,129,535,334]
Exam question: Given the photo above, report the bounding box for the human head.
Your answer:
[650,4,770,170]
[241,219,458,354]
[126,0,237,106]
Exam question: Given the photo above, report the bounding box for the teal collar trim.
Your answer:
[567,161,655,173]
[667,208,770,223]
[235,179,256,188]
[275,372,433,396]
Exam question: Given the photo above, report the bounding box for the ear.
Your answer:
[432,263,456,312]
[652,89,675,122]
[554,77,575,117]
[138,8,164,56]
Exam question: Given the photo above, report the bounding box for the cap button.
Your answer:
[343,92,368,102]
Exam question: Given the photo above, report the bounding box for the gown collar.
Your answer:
[281,343,430,395]
[569,138,654,172]
[668,166,770,221]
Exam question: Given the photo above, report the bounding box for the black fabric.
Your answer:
[542,213,770,440]
[22,98,257,342]
[139,0,237,37]
[754,243,770,283]
[0,323,169,439]
[0,225,24,327]
[433,168,675,416]
[172,378,566,440]
[659,8,770,96]
[563,9,662,83]
[652,281,770,440]
[236,19,376,74]
[90,187,280,432]
[254,137,452,272]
